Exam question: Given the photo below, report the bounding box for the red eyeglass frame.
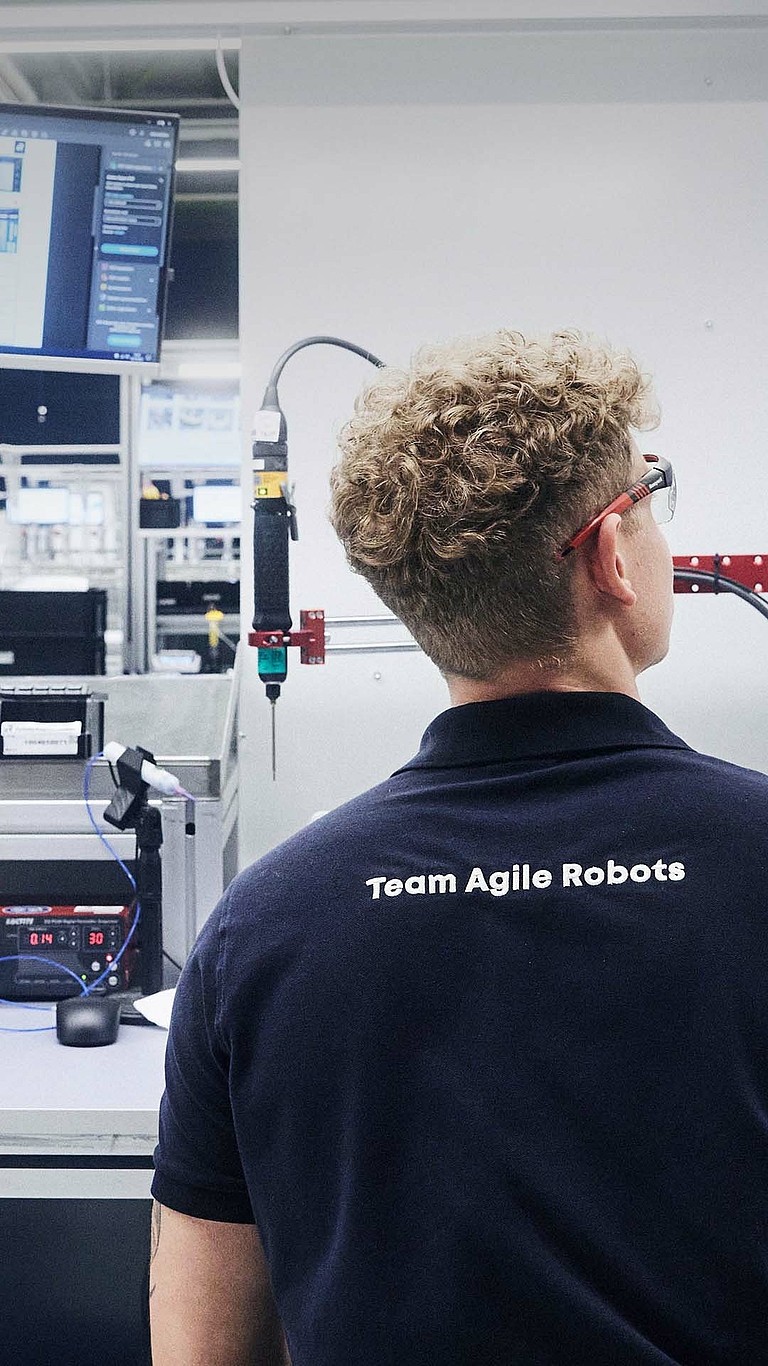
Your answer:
[558,455,674,560]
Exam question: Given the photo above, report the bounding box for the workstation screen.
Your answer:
[8,486,70,524]
[191,485,241,525]
[138,380,241,467]
[7,487,105,525]
[0,103,178,373]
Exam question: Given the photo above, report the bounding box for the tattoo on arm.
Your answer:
[150,1201,162,1264]
[148,1201,162,1302]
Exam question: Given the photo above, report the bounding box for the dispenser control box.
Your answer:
[0,904,135,999]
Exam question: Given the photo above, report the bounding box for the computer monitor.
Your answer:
[8,487,70,525]
[139,380,241,468]
[191,485,241,526]
[6,487,106,526]
[0,104,178,374]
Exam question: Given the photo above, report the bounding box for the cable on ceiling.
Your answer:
[215,36,240,112]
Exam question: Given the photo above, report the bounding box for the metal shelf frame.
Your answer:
[129,353,243,671]
[0,375,136,671]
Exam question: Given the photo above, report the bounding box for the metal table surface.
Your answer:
[0,670,238,800]
[0,669,240,966]
[0,1007,166,1364]
[0,1005,167,1170]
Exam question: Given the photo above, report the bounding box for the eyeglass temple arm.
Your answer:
[559,491,636,558]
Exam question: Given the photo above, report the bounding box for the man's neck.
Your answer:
[446,650,641,708]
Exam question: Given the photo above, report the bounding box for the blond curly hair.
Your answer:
[329,329,659,680]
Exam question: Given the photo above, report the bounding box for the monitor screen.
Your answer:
[0,104,178,374]
[8,487,71,524]
[6,486,106,526]
[139,380,241,467]
[192,485,241,525]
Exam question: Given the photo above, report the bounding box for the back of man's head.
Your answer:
[330,329,658,681]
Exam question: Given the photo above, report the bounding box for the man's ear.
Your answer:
[585,513,637,608]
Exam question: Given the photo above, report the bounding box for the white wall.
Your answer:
[238,23,768,865]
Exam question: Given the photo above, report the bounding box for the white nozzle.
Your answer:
[103,742,185,797]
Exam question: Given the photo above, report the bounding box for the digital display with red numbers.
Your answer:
[22,930,54,948]
[0,908,132,1001]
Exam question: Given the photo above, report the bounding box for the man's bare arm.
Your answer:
[149,1200,290,1366]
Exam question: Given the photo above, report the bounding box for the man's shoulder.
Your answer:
[670,743,768,799]
[225,775,402,908]
[627,738,768,833]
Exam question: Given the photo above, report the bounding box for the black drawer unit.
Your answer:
[0,589,107,676]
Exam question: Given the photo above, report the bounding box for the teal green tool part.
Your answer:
[258,646,288,681]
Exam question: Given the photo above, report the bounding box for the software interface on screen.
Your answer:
[0,106,178,367]
[138,381,241,467]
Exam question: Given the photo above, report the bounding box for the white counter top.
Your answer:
[0,1005,168,1155]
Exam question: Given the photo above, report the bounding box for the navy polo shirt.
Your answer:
[153,690,768,1365]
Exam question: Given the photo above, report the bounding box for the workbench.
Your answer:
[0,1006,167,1366]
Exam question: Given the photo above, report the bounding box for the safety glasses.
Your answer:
[558,455,676,559]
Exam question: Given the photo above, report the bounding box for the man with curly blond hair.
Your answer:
[152,331,768,1366]
[330,329,671,687]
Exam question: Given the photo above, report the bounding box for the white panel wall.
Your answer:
[238,24,768,865]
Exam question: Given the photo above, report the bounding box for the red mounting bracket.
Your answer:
[248,609,326,664]
[673,555,768,594]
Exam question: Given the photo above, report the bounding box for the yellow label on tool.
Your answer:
[254,470,285,500]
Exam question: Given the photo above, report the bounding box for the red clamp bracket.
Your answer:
[248,609,326,664]
[673,555,768,594]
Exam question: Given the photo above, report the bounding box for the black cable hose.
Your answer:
[674,567,768,623]
[266,335,386,393]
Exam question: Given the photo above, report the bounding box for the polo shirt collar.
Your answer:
[398,690,691,771]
